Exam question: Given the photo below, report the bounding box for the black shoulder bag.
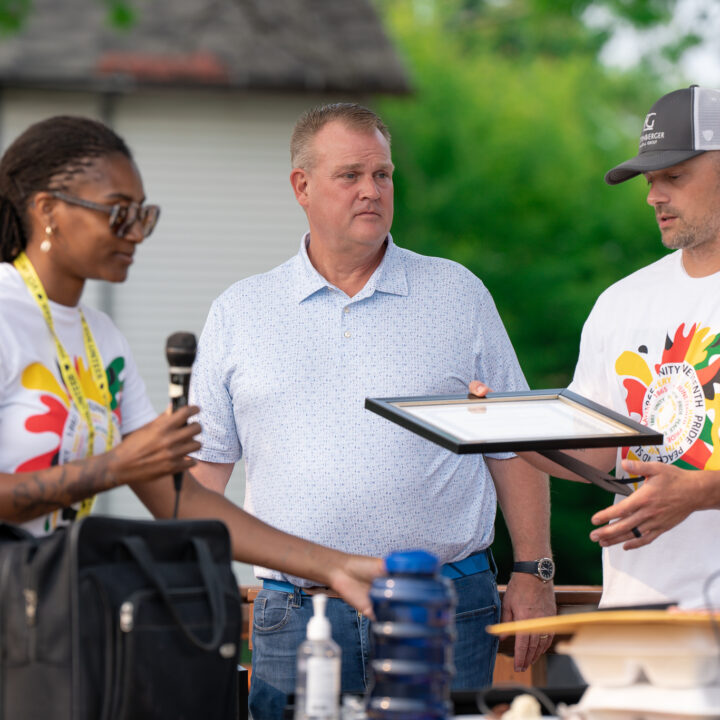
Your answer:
[0,515,242,720]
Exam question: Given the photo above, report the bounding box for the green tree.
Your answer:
[375,0,677,584]
[0,0,135,33]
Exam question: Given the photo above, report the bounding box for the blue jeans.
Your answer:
[248,567,500,720]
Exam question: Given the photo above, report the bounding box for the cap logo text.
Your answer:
[643,113,657,132]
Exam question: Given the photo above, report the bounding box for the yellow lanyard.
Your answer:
[13,251,115,456]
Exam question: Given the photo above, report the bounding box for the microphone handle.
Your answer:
[169,369,192,494]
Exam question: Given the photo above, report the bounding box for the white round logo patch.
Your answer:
[633,361,705,463]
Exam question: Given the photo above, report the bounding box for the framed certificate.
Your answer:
[365,388,662,455]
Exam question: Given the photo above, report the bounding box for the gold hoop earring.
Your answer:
[40,225,53,253]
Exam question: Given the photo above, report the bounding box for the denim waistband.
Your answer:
[440,549,490,580]
[262,549,490,593]
[262,579,313,594]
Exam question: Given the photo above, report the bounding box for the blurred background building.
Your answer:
[0,0,409,582]
[3,0,717,588]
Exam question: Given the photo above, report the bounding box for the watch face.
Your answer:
[538,557,555,581]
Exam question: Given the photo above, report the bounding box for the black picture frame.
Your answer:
[365,389,661,454]
[365,389,663,496]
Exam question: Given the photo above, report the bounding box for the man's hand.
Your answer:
[486,451,554,672]
[468,380,491,397]
[328,554,385,617]
[501,573,556,672]
[590,459,710,549]
[112,406,201,486]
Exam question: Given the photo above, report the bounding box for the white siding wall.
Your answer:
[1,88,335,584]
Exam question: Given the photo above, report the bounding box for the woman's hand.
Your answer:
[110,406,201,486]
[328,554,385,617]
[1,407,200,523]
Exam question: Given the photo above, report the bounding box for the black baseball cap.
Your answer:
[605,86,720,185]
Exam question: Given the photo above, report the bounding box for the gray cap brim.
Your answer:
[604,148,706,185]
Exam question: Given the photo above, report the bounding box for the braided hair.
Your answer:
[0,116,132,262]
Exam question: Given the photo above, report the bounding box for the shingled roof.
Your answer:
[0,0,410,93]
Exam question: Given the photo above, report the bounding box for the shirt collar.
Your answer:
[293,232,408,304]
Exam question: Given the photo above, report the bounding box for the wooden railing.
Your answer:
[239,584,602,688]
[493,585,601,686]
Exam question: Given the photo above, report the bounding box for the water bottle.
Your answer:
[366,550,457,720]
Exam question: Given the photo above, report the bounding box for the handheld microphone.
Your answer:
[165,332,197,496]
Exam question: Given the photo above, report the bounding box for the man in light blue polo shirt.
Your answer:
[190,103,555,719]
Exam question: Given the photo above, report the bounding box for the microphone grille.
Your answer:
[165,332,197,368]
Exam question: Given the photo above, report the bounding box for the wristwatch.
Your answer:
[513,557,555,583]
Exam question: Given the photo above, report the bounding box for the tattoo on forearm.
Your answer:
[11,452,118,519]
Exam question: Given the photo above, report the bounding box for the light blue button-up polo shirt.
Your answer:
[191,234,528,584]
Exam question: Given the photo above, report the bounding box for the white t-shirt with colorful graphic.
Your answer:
[570,249,720,608]
[0,263,156,536]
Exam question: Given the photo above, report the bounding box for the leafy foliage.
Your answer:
[0,0,30,34]
[106,0,136,30]
[375,0,677,584]
[0,0,136,31]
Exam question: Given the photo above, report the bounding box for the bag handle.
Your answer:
[0,523,36,542]
[121,535,227,651]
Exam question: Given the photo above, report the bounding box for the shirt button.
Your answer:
[344,331,351,338]
[344,306,350,313]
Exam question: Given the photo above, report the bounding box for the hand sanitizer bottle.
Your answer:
[294,594,341,720]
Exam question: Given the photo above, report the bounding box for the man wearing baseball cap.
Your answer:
[603,85,719,183]
[474,86,720,608]
[567,85,720,608]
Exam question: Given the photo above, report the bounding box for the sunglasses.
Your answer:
[50,190,161,238]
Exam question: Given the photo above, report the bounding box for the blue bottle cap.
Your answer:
[385,550,440,575]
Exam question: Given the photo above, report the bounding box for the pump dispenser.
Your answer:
[294,594,341,720]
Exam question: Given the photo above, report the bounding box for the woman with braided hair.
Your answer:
[0,115,381,611]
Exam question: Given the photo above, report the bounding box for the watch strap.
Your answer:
[513,557,555,582]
